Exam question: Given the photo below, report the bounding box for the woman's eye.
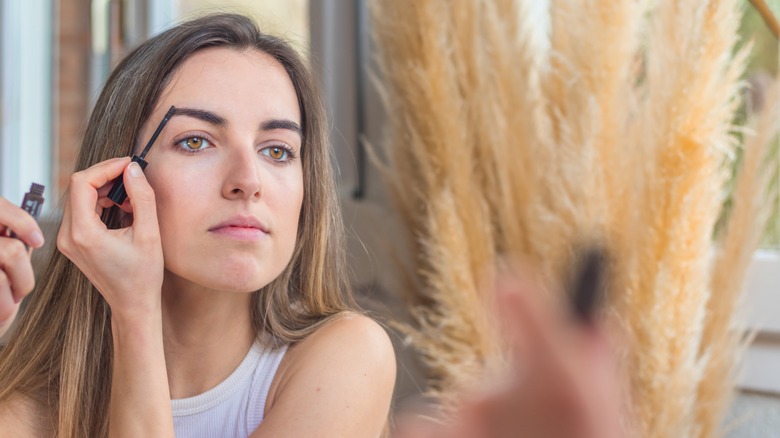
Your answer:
[177,136,211,151]
[261,145,290,161]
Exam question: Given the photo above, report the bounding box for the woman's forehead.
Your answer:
[156,47,301,124]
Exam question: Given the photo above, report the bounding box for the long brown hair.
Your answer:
[0,13,355,436]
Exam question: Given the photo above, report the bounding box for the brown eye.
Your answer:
[176,136,211,152]
[269,147,284,159]
[186,137,203,149]
[261,145,290,161]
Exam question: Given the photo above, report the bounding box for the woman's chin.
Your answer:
[212,280,268,293]
[204,271,274,293]
[166,262,280,294]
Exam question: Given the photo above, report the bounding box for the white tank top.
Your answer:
[171,341,288,438]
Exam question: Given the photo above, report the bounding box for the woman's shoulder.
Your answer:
[277,313,396,385]
[256,313,396,436]
[290,313,395,361]
[0,394,52,437]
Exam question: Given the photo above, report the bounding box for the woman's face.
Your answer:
[140,47,304,293]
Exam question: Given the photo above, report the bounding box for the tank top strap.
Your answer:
[246,342,289,430]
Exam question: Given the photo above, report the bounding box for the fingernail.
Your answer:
[30,230,44,247]
[129,162,143,177]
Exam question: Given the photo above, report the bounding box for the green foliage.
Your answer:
[733,0,779,248]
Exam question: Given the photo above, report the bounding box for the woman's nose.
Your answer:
[221,147,262,200]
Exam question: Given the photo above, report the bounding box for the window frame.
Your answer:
[0,0,53,207]
[739,250,780,394]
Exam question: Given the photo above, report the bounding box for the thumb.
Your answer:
[123,161,159,237]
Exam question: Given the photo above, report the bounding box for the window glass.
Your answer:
[0,0,53,207]
[737,0,779,249]
[178,0,309,51]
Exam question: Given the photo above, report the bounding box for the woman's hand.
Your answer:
[58,158,174,437]
[394,269,625,438]
[57,157,165,323]
[0,196,45,337]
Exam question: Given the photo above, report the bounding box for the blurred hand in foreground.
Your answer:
[394,267,625,438]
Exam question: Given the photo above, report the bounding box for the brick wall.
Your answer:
[55,0,91,203]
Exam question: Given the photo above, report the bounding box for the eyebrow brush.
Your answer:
[107,106,176,205]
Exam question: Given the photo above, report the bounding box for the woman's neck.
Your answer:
[160,272,255,399]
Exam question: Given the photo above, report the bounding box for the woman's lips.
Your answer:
[208,216,269,240]
[208,226,267,240]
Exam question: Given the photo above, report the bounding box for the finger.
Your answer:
[96,180,115,198]
[74,156,131,190]
[122,162,159,239]
[118,199,134,214]
[95,192,111,218]
[494,269,546,349]
[96,179,133,215]
[0,196,45,248]
[494,267,571,366]
[457,390,533,438]
[95,195,134,215]
[0,239,35,301]
[68,157,131,228]
[575,324,619,391]
[96,197,115,215]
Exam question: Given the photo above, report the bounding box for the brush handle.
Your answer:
[107,155,148,206]
[569,246,606,324]
[8,183,45,251]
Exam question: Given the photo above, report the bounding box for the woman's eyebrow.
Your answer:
[169,108,300,138]
[172,107,227,126]
[261,119,302,138]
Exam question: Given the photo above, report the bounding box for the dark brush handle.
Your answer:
[107,155,148,206]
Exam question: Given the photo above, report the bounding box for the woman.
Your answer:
[0,13,395,437]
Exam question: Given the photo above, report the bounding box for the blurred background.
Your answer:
[0,0,777,434]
